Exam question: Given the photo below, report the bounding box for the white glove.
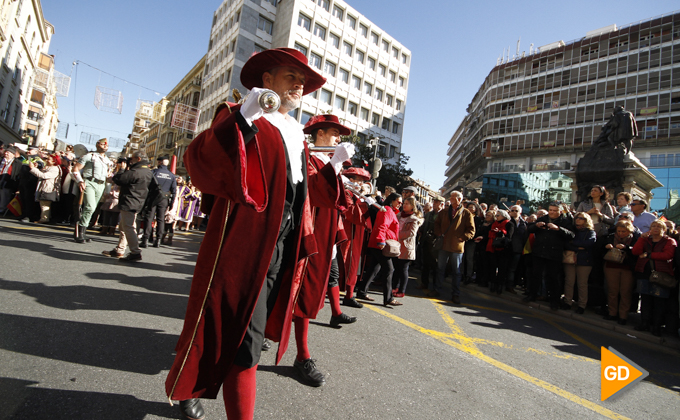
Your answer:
[363,196,376,206]
[330,142,355,174]
[239,87,267,125]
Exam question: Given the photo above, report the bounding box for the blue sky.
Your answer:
[42,0,679,189]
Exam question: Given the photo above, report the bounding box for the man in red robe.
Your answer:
[288,115,358,387]
[338,167,374,308]
[165,48,344,420]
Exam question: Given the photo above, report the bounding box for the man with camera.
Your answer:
[102,151,153,261]
[71,138,113,243]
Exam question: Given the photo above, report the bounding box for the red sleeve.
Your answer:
[343,192,368,226]
[306,151,349,212]
[184,104,267,211]
[631,237,646,256]
[374,209,390,244]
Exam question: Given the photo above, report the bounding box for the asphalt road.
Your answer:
[0,218,678,420]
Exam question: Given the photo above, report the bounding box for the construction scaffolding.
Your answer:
[53,70,71,97]
[171,103,201,132]
[94,86,124,114]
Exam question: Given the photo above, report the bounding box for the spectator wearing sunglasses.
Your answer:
[630,198,656,234]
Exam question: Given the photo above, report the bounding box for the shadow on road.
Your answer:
[0,314,178,375]
[0,377,177,420]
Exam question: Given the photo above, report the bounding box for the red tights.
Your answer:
[223,363,257,419]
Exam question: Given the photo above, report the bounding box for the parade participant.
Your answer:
[177,180,199,231]
[290,114,356,387]
[102,151,153,261]
[339,167,373,308]
[18,147,41,222]
[71,138,113,243]
[140,155,177,248]
[165,48,343,420]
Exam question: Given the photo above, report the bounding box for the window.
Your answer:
[316,0,330,12]
[332,5,344,20]
[298,13,311,31]
[254,44,266,53]
[385,94,393,106]
[392,47,399,58]
[289,108,299,120]
[265,0,277,6]
[3,96,12,122]
[310,52,322,70]
[257,15,273,35]
[360,24,368,38]
[334,95,345,110]
[329,33,340,48]
[324,60,336,77]
[382,40,389,52]
[371,32,379,45]
[392,122,400,134]
[379,64,386,77]
[402,54,409,64]
[294,42,308,56]
[389,70,396,83]
[355,49,364,64]
[367,57,375,70]
[396,99,402,111]
[364,82,372,95]
[338,68,349,83]
[301,111,314,126]
[313,23,326,40]
[11,105,19,129]
[343,41,353,56]
[348,101,358,116]
[4,38,13,65]
[15,0,23,18]
[347,15,356,30]
[371,112,380,125]
[374,88,383,101]
[352,75,361,90]
[399,76,406,87]
[381,117,390,130]
[360,107,369,121]
[320,89,332,105]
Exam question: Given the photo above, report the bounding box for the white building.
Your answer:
[0,0,58,149]
[197,0,411,161]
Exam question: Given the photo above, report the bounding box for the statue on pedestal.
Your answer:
[575,106,639,202]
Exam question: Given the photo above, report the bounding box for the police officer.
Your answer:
[140,155,177,248]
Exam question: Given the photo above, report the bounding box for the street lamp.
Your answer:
[368,136,383,189]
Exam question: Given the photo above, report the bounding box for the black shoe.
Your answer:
[603,314,618,321]
[178,398,205,420]
[617,319,627,326]
[153,239,160,248]
[82,230,92,243]
[74,227,85,244]
[140,238,148,248]
[342,297,363,308]
[261,339,271,352]
[522,295,536,303]
[120,252,142,262]
[330,313,357,328]
[167,236,173,246]
[575,307,585,315]
[102,249,123,258]
[451,295,461,304]
[294,358,325,387]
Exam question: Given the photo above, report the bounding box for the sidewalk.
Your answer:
[403,268,680,353]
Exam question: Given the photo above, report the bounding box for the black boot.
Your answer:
[82,230,92,243]
[140,237,148,248]
[153,238,160,248]
[166,235,173,246]
[74,226,85,244]
[161,233,167,244]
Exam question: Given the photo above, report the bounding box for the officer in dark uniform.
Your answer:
[140,155,177,248]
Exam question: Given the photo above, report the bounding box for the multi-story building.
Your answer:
[0,0,58,149]
[444,11,680,218]
[197,0,411,162]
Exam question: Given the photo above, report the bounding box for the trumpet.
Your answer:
[234,88,281,113]
[308,146,336,153]
[344,181,385,212]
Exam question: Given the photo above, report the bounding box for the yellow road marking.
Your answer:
[365,304,632,420]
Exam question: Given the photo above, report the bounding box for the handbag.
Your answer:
[39,191,58,202]
[492,234,506,249]
[647,242,678,288]
[603,247,626,264]
[382,239,401,257]
[562,250,577,264]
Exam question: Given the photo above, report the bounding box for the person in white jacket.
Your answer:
[29,154,62,223]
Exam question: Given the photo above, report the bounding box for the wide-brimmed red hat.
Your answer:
[342,167,371,181]
[240,48,326,96]
[303,114,351,135]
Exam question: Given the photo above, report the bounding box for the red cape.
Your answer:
[165,105,338,400]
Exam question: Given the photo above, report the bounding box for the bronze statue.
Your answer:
[592,106,638,155]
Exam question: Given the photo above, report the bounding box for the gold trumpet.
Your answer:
[308,146,336,153]
[344,181,385,212]
[232,88,281,113]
